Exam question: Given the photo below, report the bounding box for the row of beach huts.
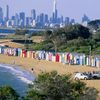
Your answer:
[0,46,100,67]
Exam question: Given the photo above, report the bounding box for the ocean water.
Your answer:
[0,64,35,96]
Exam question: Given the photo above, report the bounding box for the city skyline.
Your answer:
[0,0,100,22]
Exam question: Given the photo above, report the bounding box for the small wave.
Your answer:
[0,64,35,84]
[17,76,33,84]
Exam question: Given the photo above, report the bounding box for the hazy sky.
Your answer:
[0,0,100,22]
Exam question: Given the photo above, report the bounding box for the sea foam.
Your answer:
[0,64,35,84]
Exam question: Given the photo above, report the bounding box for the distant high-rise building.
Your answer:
[31,9,36,20]
[19,12,25,27]
[65,17,70,25]
[36,13,45,27]
[11,16,16,26]
[15,13,19,26]
[6,19,14,27]
[11,16,15,20]
[36,15,39,22]
[26,17,32,26]
[40,13,44,24]
[53,0,56,13]
[82,14,90,23]
[52,0,58,23]
[44,14,49,23]
[82,14,90,27]
[0,7,3,23]
[70,19,75,25]
[60,16,63,23]
[6,5,9,21]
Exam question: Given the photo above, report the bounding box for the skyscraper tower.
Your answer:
[52,0,58,23]
[0,7,3,23]
[6,5,9,21]
[31,9,36,20]
[19,12,25,27]
[53,0,56,13]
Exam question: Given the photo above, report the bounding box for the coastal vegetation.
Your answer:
[2,23,100,55]
[25,71,98,100]
[29,24,100,55]
[0,71,99,100]
[0,86,19,100]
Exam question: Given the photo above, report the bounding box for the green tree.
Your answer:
[44,25,91,53]
[64,24,91,40]
[25,71,98,100]
[93,32,100,40]
[44,29,66,53]
[0,86,19,100]
[88,20,100,30]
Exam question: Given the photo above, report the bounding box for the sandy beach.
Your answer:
[0,54,100,93]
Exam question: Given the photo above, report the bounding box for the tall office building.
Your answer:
[70,19,75,25]
[15,13,19,26]
[82,14,90,23]
[26,17,32,26]
[31,9,36,20]
[0,7,3,23]
[19,12,25,27]
[6,5,9,21]
[53,0,56,13]
[44,14,49,23]
[65,17,70,25]
[40,13,44,24]
[36,13,45,27]
[52,0,58,23]
[60,16,63,23]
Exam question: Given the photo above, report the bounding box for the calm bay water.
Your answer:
[0,64,35,96]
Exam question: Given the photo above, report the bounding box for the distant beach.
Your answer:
[0,54,100,92]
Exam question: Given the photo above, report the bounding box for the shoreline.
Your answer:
[0,63,35,84]
[0,54,100,76]
[1,54,100,92]
[0,54,46,76]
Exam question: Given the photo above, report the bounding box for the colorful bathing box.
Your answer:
[0,46,100,67]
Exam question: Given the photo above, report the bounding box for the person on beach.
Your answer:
[31,68,35,74]
[31,68,34,71]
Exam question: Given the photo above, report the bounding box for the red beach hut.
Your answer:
[22,50,27,58]
[56,53,60,62]
[67,53,70,63]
